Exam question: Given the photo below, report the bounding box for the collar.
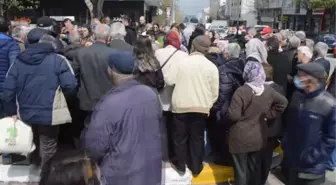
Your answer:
[190,51,204,56]
[304,87,325,99]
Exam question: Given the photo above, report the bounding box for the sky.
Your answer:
[179,0,210,16]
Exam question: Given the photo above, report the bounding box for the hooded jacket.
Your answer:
[3,43,77,125]
[0,33,20,93]
[124,26,137,46]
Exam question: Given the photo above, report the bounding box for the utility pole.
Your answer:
[171,0,177,25]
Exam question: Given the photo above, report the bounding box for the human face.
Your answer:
[297,71,318,92]
[154,25,159,32]
[139,16,145,25]
[297,51,308,63]
[104,17,110,25]
[82,27,89,38]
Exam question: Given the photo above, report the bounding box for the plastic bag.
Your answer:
[0,117,34,154]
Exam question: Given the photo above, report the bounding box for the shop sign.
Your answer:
[313,8,325,15]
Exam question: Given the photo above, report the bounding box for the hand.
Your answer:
[12,115,18,123]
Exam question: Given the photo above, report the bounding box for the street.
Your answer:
[327,54,336,75]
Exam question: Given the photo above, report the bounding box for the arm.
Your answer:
[3,63,18,116]
[210,67,219,104]
[71,54,80,78]
[266,89,288,120]
[57,57,77,93]
[226,88,243,122]
[212,73,234,112]
[304,109,336,165]
[8,41,20,65]
[81,110,112,163]
[164,60,180,86]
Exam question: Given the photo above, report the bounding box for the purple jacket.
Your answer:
[81,80,162,185]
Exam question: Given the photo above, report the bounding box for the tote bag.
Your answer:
[0,117,34,154]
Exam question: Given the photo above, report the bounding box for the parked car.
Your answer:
[333,45,336,58]
[316,33,336,52]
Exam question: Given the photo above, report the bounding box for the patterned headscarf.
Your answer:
[243,61,266,88]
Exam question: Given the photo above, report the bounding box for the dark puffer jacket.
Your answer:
[0,33,20,93]
[282,89,336,174]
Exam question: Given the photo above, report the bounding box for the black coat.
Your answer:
[124,26,137,46]
[109,39,133,52]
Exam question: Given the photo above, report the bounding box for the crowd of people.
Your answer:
[0,14,335,185]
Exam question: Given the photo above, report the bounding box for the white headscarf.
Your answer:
[246,38,268,64]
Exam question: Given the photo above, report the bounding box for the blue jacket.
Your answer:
[282,89,336,174]
[0,33,20,93]
[211,57,245,123]
[82,80,162,185]
[3,43,77,125]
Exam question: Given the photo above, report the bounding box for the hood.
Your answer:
[27,28,50,44]
[18,43,54,65]
[0,33,14,48]
[220,57,245,75]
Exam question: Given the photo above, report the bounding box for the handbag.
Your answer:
[160,49,179,69]
[51,86,72,125]
[0,117,34,154]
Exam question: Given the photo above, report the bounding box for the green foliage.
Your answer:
[297,0,336,9]
[0,0,40,11]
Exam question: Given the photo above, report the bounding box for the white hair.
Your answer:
[11,26,29,39]
[225,43,241,58]
[39,34,57,49]
[305,39,315,51]
[314,42,329,58]
[298,46,313,59]
[289,36,301,49]
[69,32,81,44]
[94,24,111,41]
[295,31,306,41]
[110,22,127,40]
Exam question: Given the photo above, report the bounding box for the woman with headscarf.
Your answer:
[226,61,288,185]
[134,35,164,91]
[245,38,268,64]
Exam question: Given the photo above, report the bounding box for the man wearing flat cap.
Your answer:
[165,35,219,176]
[82,50,162,185]
[282,62,336,185]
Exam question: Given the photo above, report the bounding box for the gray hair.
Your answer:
[314,42,329,58]
[110,22,127,40]
[93,24,111,41]
[11,26,29,39]
[225,43,241,58]
[305,39,315,51]
[295,31,306,41]
[289,36,301,49]
[298,46,313,59]
[39,34,57,49]
[69,32,81,44]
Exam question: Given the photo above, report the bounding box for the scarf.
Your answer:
[243,61,266,96]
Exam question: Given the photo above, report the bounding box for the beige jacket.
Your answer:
[165,52,219,115]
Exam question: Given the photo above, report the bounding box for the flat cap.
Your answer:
[108,50,136,74]
[297,62,326,81]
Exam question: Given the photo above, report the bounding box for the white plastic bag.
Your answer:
[162,166,192,185]
[0,117,34,154]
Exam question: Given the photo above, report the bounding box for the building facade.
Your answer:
[210,0,220,18]
[226,0,257,26]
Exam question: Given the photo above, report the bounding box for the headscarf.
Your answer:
[164,31,181,49]
[246,38,268,63]
[243,61,266,96]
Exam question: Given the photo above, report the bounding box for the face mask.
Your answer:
[294,75,304,89]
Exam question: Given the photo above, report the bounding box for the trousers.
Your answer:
[260,138,280,184]
[232,151,262,185]
[171,112,207,175]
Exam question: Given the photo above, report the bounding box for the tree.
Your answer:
[0,0,39,16]
[310,0,336,32]
[153,0,184,26]
[84,0,104,21]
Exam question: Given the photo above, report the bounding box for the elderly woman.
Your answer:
[109,22,133,52]
[295,31,306,46]
[297,46,313,64]
[208,43,245,165]
[313,42,330,76]
[246,38,268,63]
[226,60,288,185]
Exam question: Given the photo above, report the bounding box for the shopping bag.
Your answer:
[0,117,34,154]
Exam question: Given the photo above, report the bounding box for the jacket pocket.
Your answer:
[299,146,320,167]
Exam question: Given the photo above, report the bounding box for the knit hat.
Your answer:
[297,62,326,81]
[37,16,56,28]
[108,50,136,74]
[27,28,49,44]
[192,35,211,54]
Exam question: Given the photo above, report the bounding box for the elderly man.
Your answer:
[109,22,133,52]
[295,31,306,46]
[282,62,336,185]
[82,50,162,185]
[208,43,245,165]
[72,24,114,127]
[11,25,29,52]
[166,35,219,176]
[297,46,313,64]
[313,42,331,76]
[137,16,146,35]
